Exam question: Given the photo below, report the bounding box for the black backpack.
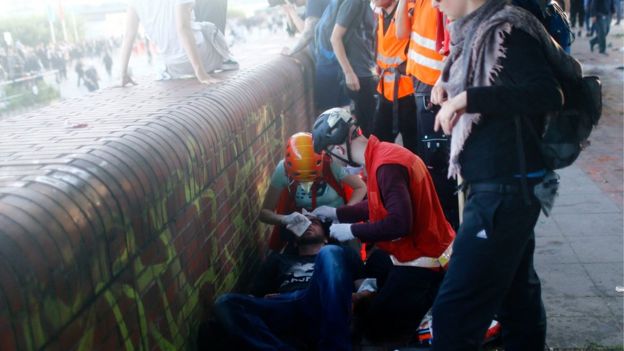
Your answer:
[523,76,602,170]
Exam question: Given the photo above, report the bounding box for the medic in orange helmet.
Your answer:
[259,132,367,251]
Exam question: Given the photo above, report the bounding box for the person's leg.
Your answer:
[302,245,354,351]
[570,0,579,28]
[497,235,547,351]
[315,62,350,111]
[349,76,378,137]
[597,16,608,52]
[213,292,300,351]
[372,97,398,143]
[431,190,542,350]
[363,265,443,342]
[397,94,419,154]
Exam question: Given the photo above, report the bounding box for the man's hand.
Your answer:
[196,72,220,85]
[345,71,360,91]
[329,223,354,242]
[430,80,447,105]
[312,206,338,222]
[434,91,467,135]
[121,74,137,87]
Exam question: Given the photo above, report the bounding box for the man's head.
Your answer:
[311,108,362,167]
[291,216,329,246]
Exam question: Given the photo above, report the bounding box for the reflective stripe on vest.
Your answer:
[390,241,453,268]
[406,0,445,85]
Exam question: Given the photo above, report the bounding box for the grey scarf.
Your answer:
[440,0,582,178]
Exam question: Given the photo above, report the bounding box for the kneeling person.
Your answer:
[311,108,455,341]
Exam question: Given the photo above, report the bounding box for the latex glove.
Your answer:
[329,223,354,242]
[312,206,338,222]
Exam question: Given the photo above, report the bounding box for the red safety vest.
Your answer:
[364,136,455,262]
[268,156,348,251]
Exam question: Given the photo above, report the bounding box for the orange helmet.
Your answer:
[284,132,323,182]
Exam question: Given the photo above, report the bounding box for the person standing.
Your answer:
[330,0,377,137]
[590,0,616,54]
[428,0,581,348]
[396,0,459,228]
[371,0,419,154]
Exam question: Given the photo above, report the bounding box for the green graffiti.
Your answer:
[10,99,300,351]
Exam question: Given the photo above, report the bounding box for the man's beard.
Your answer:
[297,234,326,246]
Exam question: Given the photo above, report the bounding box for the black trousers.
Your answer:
[372,95,418,154]
[431,184,546,350]
[346,76,378,137]
[358,249,444,341]
[570,0,585,28]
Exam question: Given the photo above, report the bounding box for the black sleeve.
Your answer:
[249,252,280,297]
[335,0,363,28]
[465,29,563,117]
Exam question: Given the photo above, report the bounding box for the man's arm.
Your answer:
[175,2,217,84]
[395,0,412,40]
[337,199,370,223]
[119,6,139,86]
[349,165,413,243]
[330,24,360,91]
[285,16,320,55]
[282,3,305,33]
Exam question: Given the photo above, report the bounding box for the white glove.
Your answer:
[329,223,354,242]
[312,206,338,222]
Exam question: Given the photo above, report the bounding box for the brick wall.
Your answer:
[0,53,316,350]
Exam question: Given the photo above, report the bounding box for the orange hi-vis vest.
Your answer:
[365,136,455,264]
[376,9,414,101]
[406,0,446,86]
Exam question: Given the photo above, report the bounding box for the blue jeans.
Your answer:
[431,186,546,350]
[214,246,353,350]
[591,15,611,53]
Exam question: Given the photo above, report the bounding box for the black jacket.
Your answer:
[460,29,563,183]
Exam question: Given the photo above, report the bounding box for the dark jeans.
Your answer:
[590,15,611,53]
[315,62,350,112]
[372,95,418,154]
[359,249,444,341]
[570,0,585,28]
[431,184,546,350]
[414,88,460,229]
[214,246,353,351]
[346,76,378,137]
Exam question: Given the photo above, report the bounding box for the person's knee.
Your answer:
[317,245,343,261]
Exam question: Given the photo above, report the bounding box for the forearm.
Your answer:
[284,5,305,33]
[396,0,411,39]
[119,9,139,77]
[177,25,208,79]
[259,208,286,225]
[346,187,367,205]
[337,200,369,223]
[331,31,355,76]
[288,18,318,55]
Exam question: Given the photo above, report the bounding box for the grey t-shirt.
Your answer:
[335,0,375,78]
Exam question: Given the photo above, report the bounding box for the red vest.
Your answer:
[365,136,455,262]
